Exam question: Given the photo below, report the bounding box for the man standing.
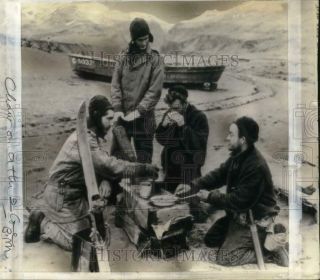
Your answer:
[111,18,164,163]
[24,95,159,251]
[175,116,288,267]
[155,85,209,193]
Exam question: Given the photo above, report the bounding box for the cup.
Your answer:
[139,180,153,199]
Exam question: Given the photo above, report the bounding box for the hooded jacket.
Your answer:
[111,44,164,116]
[155,104,209,184]
[38,130,138,232]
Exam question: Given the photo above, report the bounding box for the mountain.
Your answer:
[165,1,288,57]
[21,2,171,53]
[19,1,289,57]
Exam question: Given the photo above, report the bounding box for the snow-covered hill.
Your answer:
[165,1,288,57]
[21,2,171,53]
[19,1,289,57]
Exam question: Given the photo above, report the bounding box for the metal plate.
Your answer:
[150,194,178,207]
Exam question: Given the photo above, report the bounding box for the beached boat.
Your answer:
[68,53,225,91]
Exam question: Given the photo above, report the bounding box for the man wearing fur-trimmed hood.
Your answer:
[111,18,165,164]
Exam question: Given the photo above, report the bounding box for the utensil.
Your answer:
[150,193,199,207]
[176,193,199,202]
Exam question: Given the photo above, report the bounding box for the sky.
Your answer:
[105,1,244,23]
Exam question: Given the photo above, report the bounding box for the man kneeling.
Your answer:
[176,116,288,267]
[24,95,158,251]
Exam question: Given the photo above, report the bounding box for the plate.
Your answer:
[150,194,178,207]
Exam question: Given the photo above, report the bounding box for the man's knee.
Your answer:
[204,231,224,248]
[41,218,73,251]
[216,248,256,266]
[204,216,229,248]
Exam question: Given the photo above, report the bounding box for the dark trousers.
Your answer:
[111,115,155,164]
[204,216,267,266]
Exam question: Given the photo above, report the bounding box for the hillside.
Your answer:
[21,2,170,53]
[18,1,288,57]
[165,1,288,57]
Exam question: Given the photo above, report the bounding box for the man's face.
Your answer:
[169,99,185,114]
[134,35,149,51]
[101,109,114,133]
[226,123,244,151]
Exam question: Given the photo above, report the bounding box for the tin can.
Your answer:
[139,180,153,199]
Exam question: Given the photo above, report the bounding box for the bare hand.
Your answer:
[122,110,141,122]
[145,164,160,179]
[175,184,191,197]
[99,180,112,200]
[197,189,210,201]
[114,112,124,121]
[91,198,105,213]
[162,114,174,127]
[168,111,185,126]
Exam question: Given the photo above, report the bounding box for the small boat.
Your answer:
[68,53,225,91]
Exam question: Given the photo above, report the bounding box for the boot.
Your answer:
[24,210,45,243]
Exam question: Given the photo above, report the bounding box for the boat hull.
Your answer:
[69,54,225,90]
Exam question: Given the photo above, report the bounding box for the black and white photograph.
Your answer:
[0,0,318,278]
